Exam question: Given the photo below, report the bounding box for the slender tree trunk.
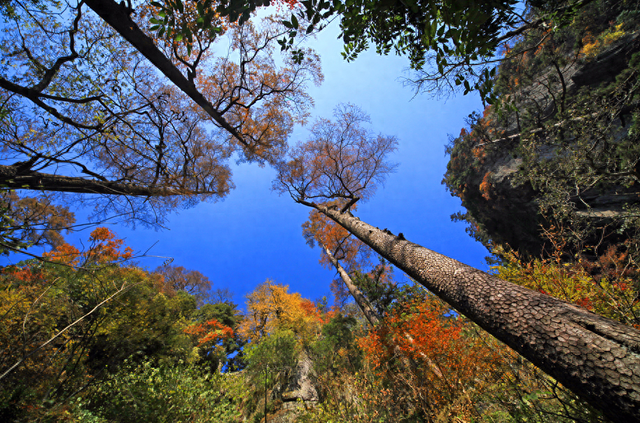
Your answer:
[313,203,640,423]
[0,165,188,196]
[322,244,380,326]
[322,243,445,380]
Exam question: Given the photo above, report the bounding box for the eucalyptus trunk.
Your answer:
[314,203,640,423]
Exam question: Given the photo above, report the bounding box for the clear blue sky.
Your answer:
[5,16,489,309]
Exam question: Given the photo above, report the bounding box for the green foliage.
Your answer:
[149,1,594,102]
[493,245,640,327]
[309,313,362,376]
[351,261,398,316]
[242,329,299,418]
[193,301,246,371]
[0,229,241,421]
[77,359,247,423]
[443,0,640,259]
[245,329,298,387]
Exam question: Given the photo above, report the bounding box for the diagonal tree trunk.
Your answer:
[0,165,200,196]
[312,203,640,423]
[321,244,380,326]
[84,0,245,144]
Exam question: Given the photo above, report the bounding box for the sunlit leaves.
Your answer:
[0,228,149,419]
[0,191,75,255]
[239,279,322,343]
[83,358,247,422]
[358,294,503,418]
[184,318,234,347]
[494,246,640,328]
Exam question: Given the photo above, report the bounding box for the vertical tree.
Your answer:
[302,207,380,326]
[274,103,640,422]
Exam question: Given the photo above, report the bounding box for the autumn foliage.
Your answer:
[184,318,235,347]
[358,295,502,417]
[495,245,640,328]
[302,207,368,270]
[0,227,246,421]
[39,227,133,266]
[239,279,327,343]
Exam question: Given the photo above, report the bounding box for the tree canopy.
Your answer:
[0,0,321,232]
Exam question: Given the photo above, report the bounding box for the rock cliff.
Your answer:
[443,6,640,258]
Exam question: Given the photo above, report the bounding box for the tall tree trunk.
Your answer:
[321,244,380,326]
[322,243,445,380]
[313,203,640,423]
[0,165,190,196]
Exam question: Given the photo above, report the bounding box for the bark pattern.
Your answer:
[318,205,640,423]
[0,165,184,196]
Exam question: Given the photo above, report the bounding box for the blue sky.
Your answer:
[4,17,489,310]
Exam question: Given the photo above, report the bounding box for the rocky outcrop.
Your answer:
[280,352,318,404]
[455,29,640,257]
[572,32,640,86]
[252,350,318,423]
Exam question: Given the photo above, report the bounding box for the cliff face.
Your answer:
[444,3,640,258]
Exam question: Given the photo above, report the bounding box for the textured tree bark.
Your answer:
[315,204,640,423]
[0,165,186,196]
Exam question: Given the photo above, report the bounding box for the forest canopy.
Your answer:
[2,0,640,422]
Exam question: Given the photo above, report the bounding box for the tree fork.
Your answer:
[315,204,640,422]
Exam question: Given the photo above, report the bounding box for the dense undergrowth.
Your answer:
[0,229,619,422]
